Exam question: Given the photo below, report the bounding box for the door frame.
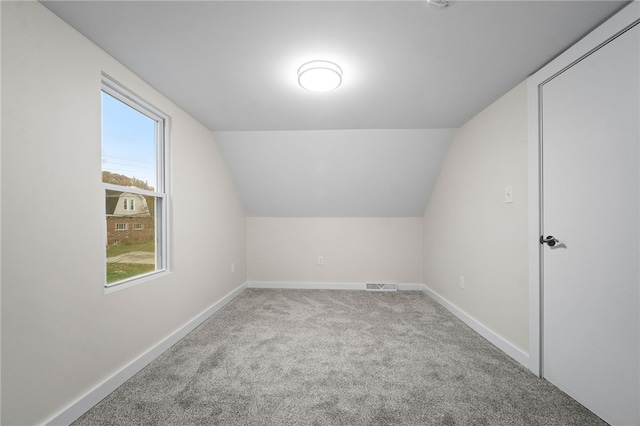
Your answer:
[526,2,640,377]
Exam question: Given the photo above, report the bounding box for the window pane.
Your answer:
[101,76,168,289]
[101,91,157,191]
[105,189,156,285]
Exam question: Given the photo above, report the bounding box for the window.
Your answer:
[102,75,169,288]
[122,198,135,211]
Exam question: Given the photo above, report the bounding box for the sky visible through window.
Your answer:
[101,91,156,189]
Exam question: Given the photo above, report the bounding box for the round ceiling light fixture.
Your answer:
[427,0,454,9]
[297,60,343,92]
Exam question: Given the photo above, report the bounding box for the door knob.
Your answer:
[540,235,560,246]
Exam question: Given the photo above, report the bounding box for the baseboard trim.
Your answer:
[44,281,529,424]
[248,281,363,290]
[247,281,426,291]
[246,282,528,367]
[44,283,248,426]
[397,283,426,291]
[419,284,529,368]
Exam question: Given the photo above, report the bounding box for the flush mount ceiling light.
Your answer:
[427,0,454,9]
[297,60,343,92]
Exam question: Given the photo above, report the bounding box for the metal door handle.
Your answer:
[540,235,560,246]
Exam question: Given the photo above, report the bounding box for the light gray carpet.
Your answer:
[73,289,606,425]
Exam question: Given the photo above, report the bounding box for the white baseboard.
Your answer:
[419,284,529,368]
[44,283,248,426]
[45,281,529,425]
[397,283,426,291]
[244,282,528,368]
[247,281,364,290]
[247,281,426,291]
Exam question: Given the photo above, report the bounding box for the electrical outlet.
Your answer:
[459,276,465,290]
[231,263,235,274]
[318,256,324,266]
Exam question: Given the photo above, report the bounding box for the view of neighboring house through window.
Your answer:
[102,76,169,287]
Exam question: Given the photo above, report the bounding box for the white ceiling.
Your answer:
[42,0,629,216]
[216,129,455,216]
[41,0,627,132]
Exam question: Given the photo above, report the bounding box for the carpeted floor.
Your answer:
[73,289,606,425]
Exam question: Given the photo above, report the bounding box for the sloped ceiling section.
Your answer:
[215,129,456,217]
[41,0,629,218]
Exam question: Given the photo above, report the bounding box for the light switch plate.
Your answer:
[505,186,514,204]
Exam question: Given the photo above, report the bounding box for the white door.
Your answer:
[541,23,639,425]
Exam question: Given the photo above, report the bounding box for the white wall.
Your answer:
[1,2,246,424]
[248,217,423,286]
[423,82,529,352]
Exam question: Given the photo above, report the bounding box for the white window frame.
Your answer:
[102,74,171,291]
[115,223,128,231]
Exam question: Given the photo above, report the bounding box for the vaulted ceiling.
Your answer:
[43,0,629,216]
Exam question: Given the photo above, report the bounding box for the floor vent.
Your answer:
[366,283,398,292]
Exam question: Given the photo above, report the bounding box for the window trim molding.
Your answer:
[101,74,171,291]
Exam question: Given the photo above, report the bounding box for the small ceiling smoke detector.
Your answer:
[297,60,343,93]
[427,0,454,9]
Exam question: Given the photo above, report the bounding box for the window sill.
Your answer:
[104,269,171,294]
